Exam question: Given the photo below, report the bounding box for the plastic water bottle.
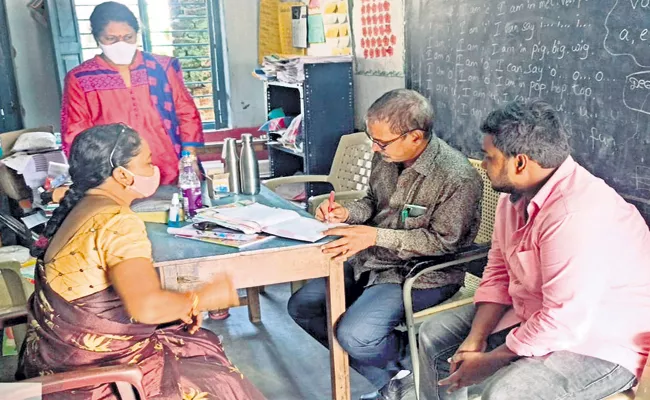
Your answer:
[179,150,203,217]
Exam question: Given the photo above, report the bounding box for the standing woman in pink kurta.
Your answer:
[60,1,204,186]
[61,2,229,320]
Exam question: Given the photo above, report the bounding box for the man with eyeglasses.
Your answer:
[287,89,483,400]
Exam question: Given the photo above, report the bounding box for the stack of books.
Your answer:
[168,224,273,249]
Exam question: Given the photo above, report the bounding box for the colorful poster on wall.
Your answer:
[353,0,405,76]
[307,0,353,57]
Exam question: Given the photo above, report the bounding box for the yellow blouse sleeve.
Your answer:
[98,212,153,268]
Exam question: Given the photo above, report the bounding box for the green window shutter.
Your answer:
[46,0,84,95]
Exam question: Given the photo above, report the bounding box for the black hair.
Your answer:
[366,89,435,139]
[31,124,141,259]
[90,1,140,39]
[480,99,571,168]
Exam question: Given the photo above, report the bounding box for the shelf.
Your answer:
[267,142,305,158]
[264,61,354,200]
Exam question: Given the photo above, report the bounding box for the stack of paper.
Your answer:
[260,56,281,79]
[194,202,342,242]
[168,225,273,249]
[254,55,353,83]
[278,55,353,83]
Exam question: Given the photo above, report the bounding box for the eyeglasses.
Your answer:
[365,129,419,151]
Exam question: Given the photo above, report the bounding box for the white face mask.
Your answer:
[99,41,137,65]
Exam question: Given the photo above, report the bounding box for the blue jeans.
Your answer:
[288,262,460,388]
[418,304,637,400]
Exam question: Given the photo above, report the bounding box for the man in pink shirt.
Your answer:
[418,100,650,400]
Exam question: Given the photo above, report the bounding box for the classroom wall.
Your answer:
[353,75,405,130]
[5,0,61,131]
[220,0,266,129]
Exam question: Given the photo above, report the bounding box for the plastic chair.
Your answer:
[402,159,500,399]
[18,364,146,400]
[265,132,373,292]
[0,262,146,400]
[0,261,30,347]
[265,132,373,214]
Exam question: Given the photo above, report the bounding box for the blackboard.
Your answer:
[406,0,650,210]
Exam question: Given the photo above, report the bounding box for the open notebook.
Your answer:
[194,203,343,242]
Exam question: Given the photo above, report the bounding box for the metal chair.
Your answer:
[0,262,146,399]
[265,131,373,214]
[402,159,500,399]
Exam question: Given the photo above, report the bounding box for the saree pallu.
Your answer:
[17,262,265,400]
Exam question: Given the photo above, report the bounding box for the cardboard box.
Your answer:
[1,150,67,189]
[0,126,54,160]
[0,126,56,201]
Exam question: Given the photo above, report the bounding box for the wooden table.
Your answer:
[146,187,351,400]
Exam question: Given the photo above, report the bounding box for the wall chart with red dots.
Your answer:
[353,0,404,76]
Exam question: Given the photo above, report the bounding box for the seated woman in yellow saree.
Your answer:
[17,123,265,400]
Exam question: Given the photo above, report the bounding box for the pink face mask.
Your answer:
[120,166,160,198]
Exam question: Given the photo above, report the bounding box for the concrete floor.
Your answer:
[0,283,375,400]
